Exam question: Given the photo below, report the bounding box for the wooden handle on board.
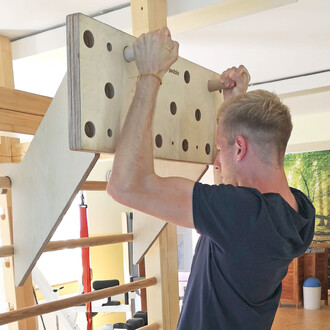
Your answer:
[123,46,134,63]
[208,79,232,92]
[0,277,157,325]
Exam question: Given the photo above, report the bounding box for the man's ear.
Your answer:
[235,135,247,161]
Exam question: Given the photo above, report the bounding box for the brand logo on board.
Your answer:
[169,68,179,76]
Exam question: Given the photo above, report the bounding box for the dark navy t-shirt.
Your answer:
[177,183,315,330]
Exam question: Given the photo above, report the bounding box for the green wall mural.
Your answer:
[284,150,330,244]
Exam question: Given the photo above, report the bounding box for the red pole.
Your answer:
[80,194,92,330]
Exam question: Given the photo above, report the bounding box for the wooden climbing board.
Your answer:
[67,13,223,164]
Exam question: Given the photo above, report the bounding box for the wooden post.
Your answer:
[0,36,38,330]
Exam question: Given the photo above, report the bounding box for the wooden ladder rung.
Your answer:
[81,181,107,191]
[0,176,11,189]
[0,233,133,258]
[45,233,133,252]
[140,323,159,330]
[0,277,157,325]
[0,245,14,258]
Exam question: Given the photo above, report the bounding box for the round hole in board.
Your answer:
[196,145,199,149]
[184,71,190,84]
[205,143,211,155]
[105,83,115,99]
[170,102,177,115]
[195,109,201,121]
[172,141,174,146]
[107,42,112,52]
[84,121,96,138]
[182,139,189,152]
[155,134,163,148]
[83,30,94,48]
[107,129,113,137]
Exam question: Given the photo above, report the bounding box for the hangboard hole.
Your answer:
[170,102,177,115]
[184,71,190,84]
[83,30,94,48]
[107,129,113,137]
[182,139,189,152]
[205,143,211,155]
[155,134,163,148]
[107,42,112,52]
[195,109,201,121]
[172,141,174,146]
[105,83,115,99]
[84,121,96,138]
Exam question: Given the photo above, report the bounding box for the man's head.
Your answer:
[214,90,292,184]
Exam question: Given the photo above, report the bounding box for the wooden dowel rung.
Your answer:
[140,323,159,330]
[0,234,133,258]
[207,79,229,92]
[0,245,14,258]
[0,176,11,189]
[0,277,157,325]
[45,233,133,252]
[81,181,107,191]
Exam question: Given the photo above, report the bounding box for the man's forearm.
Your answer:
[108,76,160,197]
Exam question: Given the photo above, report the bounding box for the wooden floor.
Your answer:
[272,301,330,330]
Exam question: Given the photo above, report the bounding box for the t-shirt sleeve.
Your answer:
[193,182,262,251]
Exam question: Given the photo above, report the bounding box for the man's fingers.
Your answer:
[237,65,251,83]
[172,41,179,55]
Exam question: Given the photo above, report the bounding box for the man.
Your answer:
[107,27,315,329]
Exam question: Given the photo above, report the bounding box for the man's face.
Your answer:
[213,125,238,186]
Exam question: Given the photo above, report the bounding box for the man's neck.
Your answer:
[238,165,299,212]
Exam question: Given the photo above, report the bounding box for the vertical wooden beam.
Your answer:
[144,223,180,330]
[0,37,14,89]
[131,0,167,36]
[0,36,37,330]
[130,2,180,329]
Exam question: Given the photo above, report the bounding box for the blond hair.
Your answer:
[218,90,292,167]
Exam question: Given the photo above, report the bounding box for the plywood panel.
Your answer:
[67,13,223,164]
[0,76,99,285]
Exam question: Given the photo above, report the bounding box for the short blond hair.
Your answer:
[218,90,292,167]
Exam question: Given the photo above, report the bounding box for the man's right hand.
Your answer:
[220,65,250,100]
[133,27,179,80]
